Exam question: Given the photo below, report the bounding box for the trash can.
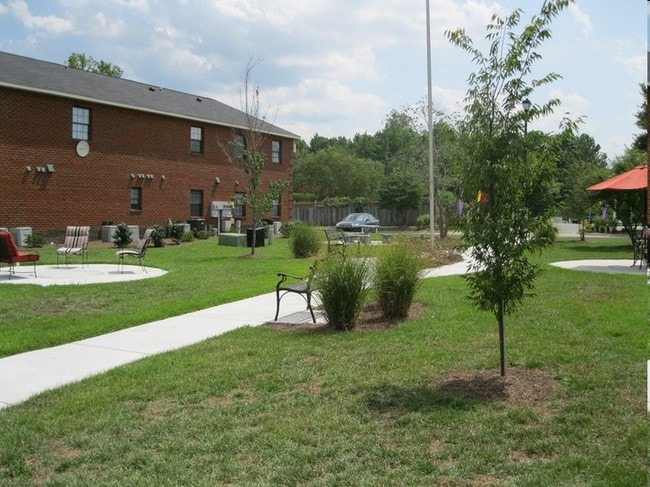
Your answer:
[246,227,265,247]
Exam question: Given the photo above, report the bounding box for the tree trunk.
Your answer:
[498,299,506,377]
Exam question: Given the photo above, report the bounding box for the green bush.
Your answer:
[25,231,45,248]
[279,221,297,238]
[196,230,212,240]
[314,253,370,331]
[166,221,185,244]
[289,222,321,258]
[373,237,424,319]
[181,231,194,242]
[112,223,133,248]
[415,214,430,229]
[293,192,320,202]
[151,225,166,247]
[534,220,558,247]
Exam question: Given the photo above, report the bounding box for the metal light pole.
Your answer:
[426,0,435,245]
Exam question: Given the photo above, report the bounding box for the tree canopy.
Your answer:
[65,52,123,78]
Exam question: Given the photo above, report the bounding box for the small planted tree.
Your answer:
[221,58,288,256]
[447,0,571,376]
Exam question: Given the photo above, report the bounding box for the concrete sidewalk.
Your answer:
[0,256,643,409]
[0,291,325,409]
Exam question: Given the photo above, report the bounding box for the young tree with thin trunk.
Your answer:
[220,57,288,256]
[446,0,572,376]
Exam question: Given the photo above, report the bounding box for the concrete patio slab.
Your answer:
[0,264,167,286]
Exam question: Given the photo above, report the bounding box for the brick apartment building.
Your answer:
[0,51,299,236]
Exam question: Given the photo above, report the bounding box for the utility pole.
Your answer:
[426,0,435,245]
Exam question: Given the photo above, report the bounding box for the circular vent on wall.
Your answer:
[76,140,90,157]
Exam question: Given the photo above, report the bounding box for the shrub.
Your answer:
[373,237,424,319]
[314,253,370,331]
[293,192,320,202]
[279,221,297,238]
[196,230,212,240]
[25,231,45,248]
[181,231,194,242]
[289,222,321,258]
[166,221,185,244]
[534,220,558,247]
[151,225,166,247]
[416,214,430,229]
[112,223,133,248]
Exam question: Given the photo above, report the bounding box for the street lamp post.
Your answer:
[426,0,435,245]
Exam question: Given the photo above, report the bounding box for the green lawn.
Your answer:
[0,236,646,485]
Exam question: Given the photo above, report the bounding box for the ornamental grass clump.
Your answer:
[315,253,370,330]
[289,222,321,258]
[374,236,425,319]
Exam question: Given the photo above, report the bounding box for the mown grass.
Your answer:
[0,238,316,357]
[0,236,646,485]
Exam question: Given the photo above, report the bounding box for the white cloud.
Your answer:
[8,0,73,34]
[616,54,645,77]
[260,78,390,140]
[88,12,125,38]
[568,4,593,38]
[278,46,380,82]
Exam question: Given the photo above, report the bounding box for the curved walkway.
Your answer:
[0,257,644,409]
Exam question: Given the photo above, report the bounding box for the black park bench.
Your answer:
[274,263,319,323]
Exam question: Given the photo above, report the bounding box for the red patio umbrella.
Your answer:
[587,165,647,191]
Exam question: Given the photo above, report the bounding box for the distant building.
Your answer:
[0,51,298,235]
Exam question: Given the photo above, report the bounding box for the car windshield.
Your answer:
[345,214,365,222]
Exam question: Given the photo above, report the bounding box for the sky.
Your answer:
[0,0,645,160]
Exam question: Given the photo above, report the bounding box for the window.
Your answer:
[272,198,281,218]
[130,187,142,211]
[233,192,246,218]
[190,126,203,153]
[271,140,281,163]
[190,190,203,217]
[234,134,246,159]
[72,107,91,140]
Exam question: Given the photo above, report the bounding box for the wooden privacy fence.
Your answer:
[292,202,429,227]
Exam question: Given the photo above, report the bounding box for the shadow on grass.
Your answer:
[364,374,508,414]
[561,242,632,255]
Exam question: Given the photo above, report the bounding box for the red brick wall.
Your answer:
[0,87,294,234]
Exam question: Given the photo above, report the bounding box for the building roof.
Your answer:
[0,51,299,140]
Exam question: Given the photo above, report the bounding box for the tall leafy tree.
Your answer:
[294,145,383,199]
[65,52,123,78]
[632,84,647,152]
[606,148,647,239]
[447,0,572,376]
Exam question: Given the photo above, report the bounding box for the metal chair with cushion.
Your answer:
[56,226,90,267]
[0,231,39,279]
